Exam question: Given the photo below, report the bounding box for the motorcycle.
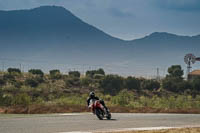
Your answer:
[89,99,111,120]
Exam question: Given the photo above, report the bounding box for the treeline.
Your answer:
[0,65,200,108]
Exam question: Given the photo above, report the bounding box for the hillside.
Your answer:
[0,6,200,75]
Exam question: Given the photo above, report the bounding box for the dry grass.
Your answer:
[1,105,200,114]
[101,128,200,133]
[1,104,89,114]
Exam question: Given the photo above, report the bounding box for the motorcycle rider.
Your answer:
[87,91,109,113]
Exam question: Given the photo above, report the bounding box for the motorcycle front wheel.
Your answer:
[106,113,111,120]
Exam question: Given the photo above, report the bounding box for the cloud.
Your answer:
[155,0,200,11]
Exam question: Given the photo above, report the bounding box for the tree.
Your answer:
[86,68,105,78]
[162,65,186,92]
[68,71,80,78]
[7,68,21,74]
[191,77,200,91]
[167,65,183,78]
[29,69,44,77]
[49,69,61,79]
[97,68,105,75]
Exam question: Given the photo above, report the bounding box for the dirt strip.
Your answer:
[1,106,200,114]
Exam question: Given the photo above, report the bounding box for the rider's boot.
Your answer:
[104,106,109,114]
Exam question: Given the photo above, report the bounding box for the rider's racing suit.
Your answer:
[87,96,108,112]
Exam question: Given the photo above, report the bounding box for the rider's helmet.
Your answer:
[89,91,95,98]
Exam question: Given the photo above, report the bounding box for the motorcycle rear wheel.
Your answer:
[95,108,104,120]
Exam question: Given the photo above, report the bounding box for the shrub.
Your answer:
[50,69,60,75]
[0,78,6,86]
[100,75,124,95]
[12,93,31,106]
[3,74,15,82]
[80,77,91,86]
[93,74,104,79]
[7,68,21,74]
[49,69,62,80]
[25,78,39,87]
[124,76,140,90]
[65,77,80,87]
[28,69,44,76]
[141,79,160,90]
[162,77,187,92]
[111,90,134,106]
[13,81,23,88]
[0,93,13,106]
[68,71,80,78]
[86,68,105,78]
[191,77,200,91]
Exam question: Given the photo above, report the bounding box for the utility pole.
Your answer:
[2,61,5,72]
[156,68,160,81]
[19,63,22,72]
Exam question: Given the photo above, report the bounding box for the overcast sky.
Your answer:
[0,0,200,40]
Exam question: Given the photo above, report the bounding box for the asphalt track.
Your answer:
[0,113,200,133]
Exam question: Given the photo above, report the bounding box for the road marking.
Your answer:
[96,125,200,132]
[57,127,175,133]
[58,125,200,133]
[100,127,175,132]
[57,113,90,116]
[59,132,91,133]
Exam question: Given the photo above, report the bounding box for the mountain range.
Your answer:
[0,6,200,76]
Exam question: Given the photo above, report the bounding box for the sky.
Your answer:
[0,0,200,40]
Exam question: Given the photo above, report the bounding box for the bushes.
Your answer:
[28,69,44,77]
[68,71,80,78]
[141,79,160,91]
[111,90,134,106]
[49,69,62,79]
[7,68,21,74]
[0,93,31,106]
[191,77,200,91]
[80,77,91,87]
[86,68,105,77]
[25,78,39,87]
[100,75,124,95]
[125,76,140,90]
[162,65,190,93]
[25,76,44,88]
[0,66,200,111]
[0,78,6,86]
[12,93,31,106]
[65,77,80,87]
[162,77,191,93]
[3,74,15,82]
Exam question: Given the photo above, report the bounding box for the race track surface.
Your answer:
[0,113,200,133]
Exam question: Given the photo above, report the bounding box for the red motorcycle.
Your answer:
[89,99,111,120]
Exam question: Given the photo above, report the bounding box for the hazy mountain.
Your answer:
[0,6,130,64]
[0,6,200,76]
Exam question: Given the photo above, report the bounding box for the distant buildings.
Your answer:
[188,70,200,80]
